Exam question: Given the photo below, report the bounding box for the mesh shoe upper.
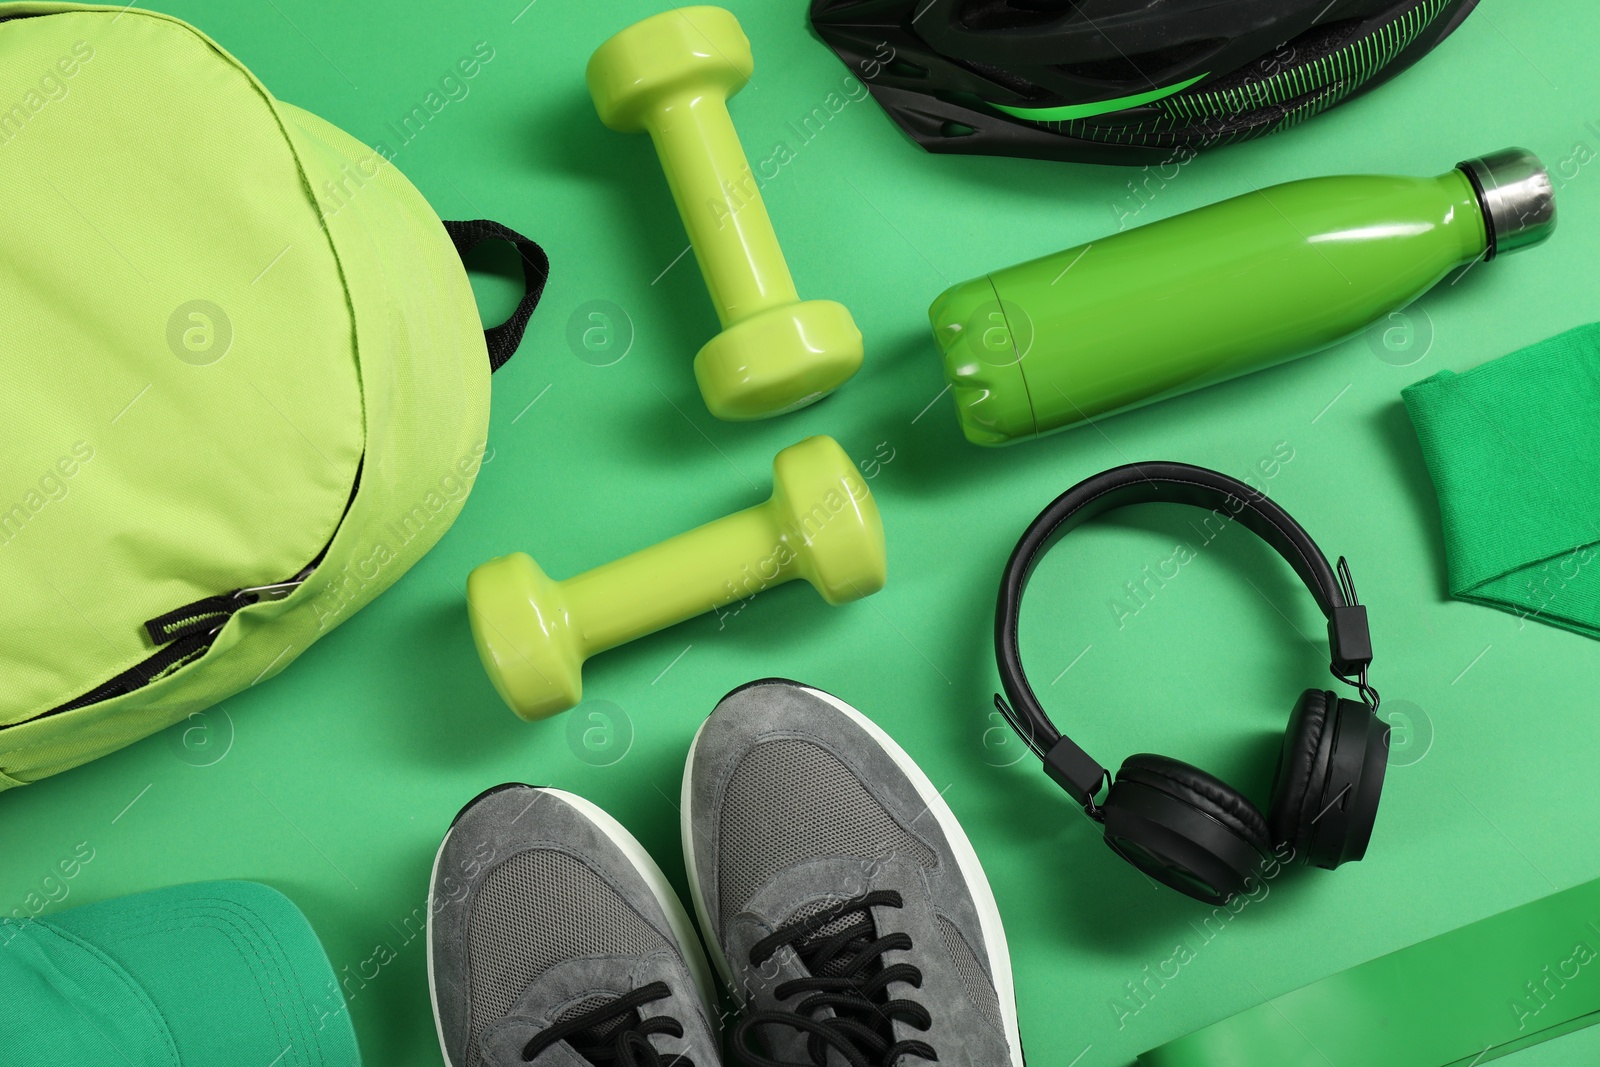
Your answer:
[718,737,937,929]
[464,849,669,1044]
[684,680,1024,1066]
[429,786,717,1067]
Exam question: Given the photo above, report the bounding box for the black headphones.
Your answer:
[994,462,1388,905]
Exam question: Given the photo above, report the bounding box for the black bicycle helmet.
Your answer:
[809,0,1480,164]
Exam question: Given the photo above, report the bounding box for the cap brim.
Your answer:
[43,881,359,1067]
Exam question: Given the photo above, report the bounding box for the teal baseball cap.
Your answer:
[0,881,361,1066]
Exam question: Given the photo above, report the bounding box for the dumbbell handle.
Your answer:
[642,90,799,327]
[560,499,790,655]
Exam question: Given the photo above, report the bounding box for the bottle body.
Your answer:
[931,169,1490,446]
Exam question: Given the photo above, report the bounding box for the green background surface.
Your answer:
[4,2,1600,1064]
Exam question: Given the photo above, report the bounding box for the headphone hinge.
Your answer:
[1328,604,1373,676]
[1042,736,1108,814]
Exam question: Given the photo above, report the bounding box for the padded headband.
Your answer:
[994,462,1373,809]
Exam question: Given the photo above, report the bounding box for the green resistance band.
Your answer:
[1139,879,1600,1066]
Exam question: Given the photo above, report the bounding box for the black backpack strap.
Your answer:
[442,219,550,372]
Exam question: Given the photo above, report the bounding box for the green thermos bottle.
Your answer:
[930,149,1556,446]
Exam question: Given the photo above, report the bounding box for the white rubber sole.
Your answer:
[680,683,1026,1067]
[426,787,721,1067]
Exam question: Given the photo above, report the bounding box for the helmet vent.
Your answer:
[1200,19,1363,96]
[1280,17,1366,66]
[955,57,1052,100]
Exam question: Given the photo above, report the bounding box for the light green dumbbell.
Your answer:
[586,6,863,421]
[468,436,887,721]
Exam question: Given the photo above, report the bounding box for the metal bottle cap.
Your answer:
[1458,148,1556,258]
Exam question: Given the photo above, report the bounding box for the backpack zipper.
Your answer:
[143,566,315,645]
[28,566,316,719]
[17,460,360,724]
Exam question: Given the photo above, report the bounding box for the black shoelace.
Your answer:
[522,981,695,1067]
[731,890,936,1067]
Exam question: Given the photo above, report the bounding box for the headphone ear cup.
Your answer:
[1269,690,1389,869]
[1101,754,1271,905]
[1268,689,1333,859]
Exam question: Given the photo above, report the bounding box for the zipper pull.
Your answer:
[144,566,314,646]
[236,565,314,604]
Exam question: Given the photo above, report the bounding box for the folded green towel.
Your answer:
[1402,322,1600,637]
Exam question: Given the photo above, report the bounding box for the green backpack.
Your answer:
[0,3,548,787]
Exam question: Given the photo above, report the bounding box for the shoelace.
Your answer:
[521,981,695,1067]
[731,890,936,1067]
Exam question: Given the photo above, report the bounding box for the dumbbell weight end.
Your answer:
[695,300,863,421]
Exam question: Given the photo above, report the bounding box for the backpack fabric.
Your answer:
[0,3,546,786]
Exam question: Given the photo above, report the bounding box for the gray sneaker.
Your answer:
[682,680,1025,1066]
[428,784,721,1067]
